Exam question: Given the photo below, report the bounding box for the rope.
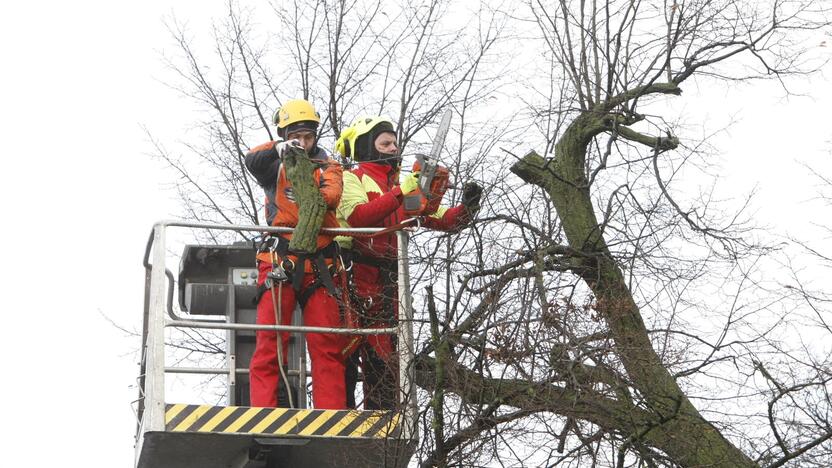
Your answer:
[321,217,420,239]
[270,252,294,408]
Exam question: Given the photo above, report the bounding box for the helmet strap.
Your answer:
[384,153,402,170]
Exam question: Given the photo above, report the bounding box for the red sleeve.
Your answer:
[423,204,470,231]
[347,186,403,227]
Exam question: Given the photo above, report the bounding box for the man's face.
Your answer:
[286,130,316,152]
[374,132,398,155]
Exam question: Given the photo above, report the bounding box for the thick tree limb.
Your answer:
[510,149,757,467]
[414,354,757,467]
[617,127,679,150]
[413,354,651,432]
[600,82,682,112]
[283,148,326,253]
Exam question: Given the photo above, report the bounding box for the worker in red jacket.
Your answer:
[335,115,482,409]
[245,99,347,409]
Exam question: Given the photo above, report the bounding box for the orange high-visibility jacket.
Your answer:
[245,141,343,263]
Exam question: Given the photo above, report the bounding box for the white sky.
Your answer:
[0,1,829,467]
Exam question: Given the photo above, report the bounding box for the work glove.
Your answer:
[274,139,303,158]
[461,182,482,215]
[400,171,420,195]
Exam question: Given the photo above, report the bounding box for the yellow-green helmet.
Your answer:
[273,99,321,138]
[335,115,396,162]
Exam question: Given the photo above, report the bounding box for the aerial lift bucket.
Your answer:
[134,221,418,468]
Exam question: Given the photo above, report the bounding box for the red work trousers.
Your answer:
[351,262,396,359]
[249,261,347,409]
[346,262,399,409]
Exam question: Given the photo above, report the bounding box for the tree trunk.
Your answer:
[283,148,326,253]
[509,117,757,467]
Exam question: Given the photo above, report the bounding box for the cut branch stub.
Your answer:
[283,148,326,253]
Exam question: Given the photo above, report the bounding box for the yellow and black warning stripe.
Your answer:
[165,404,402,439]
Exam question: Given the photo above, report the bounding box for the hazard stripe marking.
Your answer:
[374,413,401,438]
[314,409,344,435]
[237,407,272,433]
[293,410,324,434]
[194,406,225,430]
[223,407,263,433]
[339,411,375,437]
[322,410,361,436]
[250,408,288,433]
[387,414,403,438]
[163,405,401,438]
[173,405,212,432]
[273,410,312,434]
[298,410,336,436]
[165,404,188,428]
[364,411,392,437]
[198,406,238,432]
[261,409,298,434]
[213,406,251,432]
[350,412,385,437]
[165,405,193,429]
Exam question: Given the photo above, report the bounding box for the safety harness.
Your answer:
[252,235,351,408]
[253,235,343,308]
[250,226,412,409]
[349,252,398,323]
[342,251,400,410]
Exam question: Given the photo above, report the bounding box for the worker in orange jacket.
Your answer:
[245,99,347,409]
[335,115,482,409]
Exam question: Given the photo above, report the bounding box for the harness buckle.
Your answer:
[261,235,280,253]
[282,258,296,273]
[267,264,288,282]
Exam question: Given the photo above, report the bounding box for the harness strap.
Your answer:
[297,277,322,308]
[253,235,343,307]
[291,252,307,292]
[313,254,340,297]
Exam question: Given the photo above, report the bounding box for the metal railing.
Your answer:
[135,220,419,455]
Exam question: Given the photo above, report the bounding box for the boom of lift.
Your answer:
[134,221,418,468]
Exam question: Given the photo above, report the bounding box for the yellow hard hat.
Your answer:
[273,99,320,137]
[335,116,396,161]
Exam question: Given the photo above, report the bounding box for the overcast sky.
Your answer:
[1,2,215,466]
[0,1,830,467]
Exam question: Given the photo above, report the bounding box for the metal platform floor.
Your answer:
[136,405,414,468]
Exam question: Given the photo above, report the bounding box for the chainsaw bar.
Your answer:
[419,110,452,194]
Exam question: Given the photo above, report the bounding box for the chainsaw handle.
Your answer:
[403,188,427,216]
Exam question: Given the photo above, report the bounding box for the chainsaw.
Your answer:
[403,110,452,216]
